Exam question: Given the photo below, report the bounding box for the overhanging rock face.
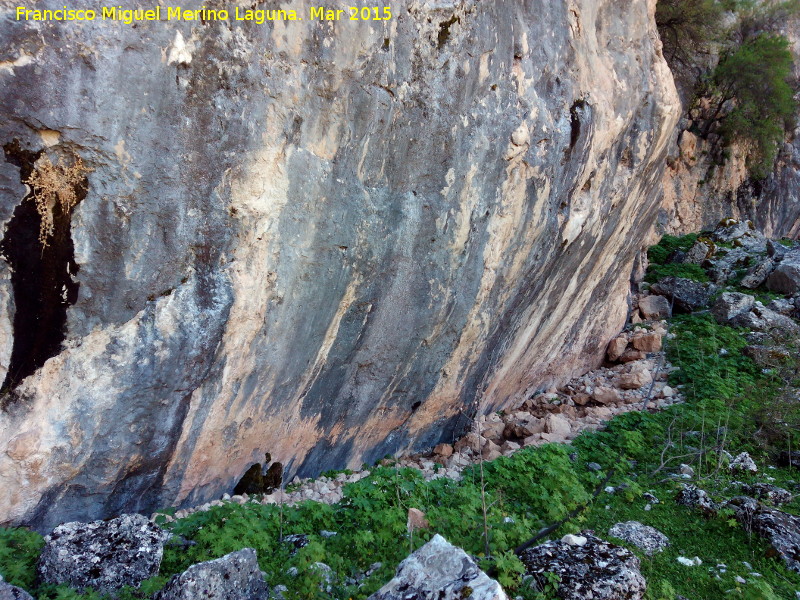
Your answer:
[0,0,679,531]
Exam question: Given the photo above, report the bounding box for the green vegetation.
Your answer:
[645,233,709,282]
[1,233,799,599]
[656,0,799,180]
[710,34,796,178]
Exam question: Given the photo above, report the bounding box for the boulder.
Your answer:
[608,521,670,555]
[650,277,716,313]
[729,452,757,473]
[741,484,793,506]
[728,497,800,574]
[711,292,754,324]
[593,387,623,405]
[766,250,800,295]
[36,513,171,594]
[619,349,647,363]
[367,534,507,600]
[155,548,268,600]
[740,259,775,289]
[730,305,800,335]
[454,432,482,454]
[544,414,571,437]
[683,240,711,264]
[676,485,718,516]
[519,533,646,600]
[631,332,662,353]
[638,295,672,320]
[607,337,629,362]
[615,363,652,390]
[0,576,34,600]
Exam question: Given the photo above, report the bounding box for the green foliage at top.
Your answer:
[712,33,796,178]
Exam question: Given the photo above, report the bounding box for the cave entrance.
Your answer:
[0,140,87,403]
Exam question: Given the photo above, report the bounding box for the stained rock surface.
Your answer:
[0,0,679,530]
[36,514,171,593]
[519,533,647,600]
[367,534,507,600]
[155,548,269,600]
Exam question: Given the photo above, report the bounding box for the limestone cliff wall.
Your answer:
[0,0,679,531]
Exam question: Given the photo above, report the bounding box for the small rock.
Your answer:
[544,413,571,437]
[407,508,430,532]
[676,556,702,566]
[608,521,669,555]
[679,464,695,477]
[560,534,587,546]
[730,452,758,473]
[676,484,718,516]
[593,386,623,405]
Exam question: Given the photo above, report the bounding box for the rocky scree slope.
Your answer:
[0,0,679,531]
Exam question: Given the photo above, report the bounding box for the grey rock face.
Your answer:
[0,576,34,600]
[36,513,171,594]
[0,0,680,530]
[767,250,800,294]
[651,277,716,313]
[729,497,800,574]
[367,534,507,600]
[155,548,268,600]
[608,521,669,555]
[712,292,755,323]
[519,533,646,600]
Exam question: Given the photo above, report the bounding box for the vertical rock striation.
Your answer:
[0,0,679,530]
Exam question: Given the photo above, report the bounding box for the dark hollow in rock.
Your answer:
[36,513,171,594]
[155,548,269,600]
[519,533,646,600]
[233,453,283,496]
[0,142,87,401]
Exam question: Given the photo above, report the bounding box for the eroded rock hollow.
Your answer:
[0,0,679,530]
